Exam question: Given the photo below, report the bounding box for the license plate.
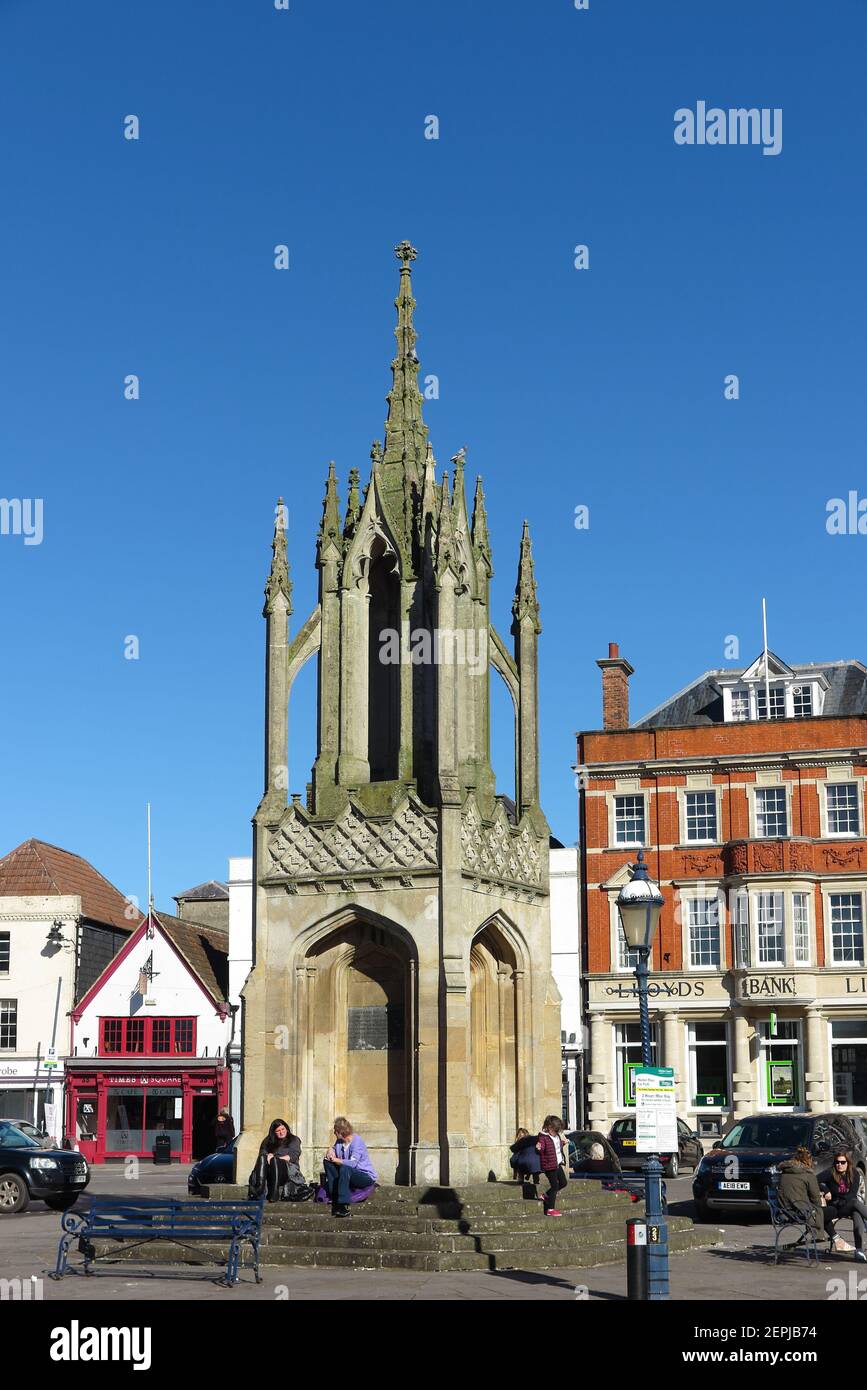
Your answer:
[718,1181,750,1191]
[73,1164,87,1181]
[621,1139,636,1147]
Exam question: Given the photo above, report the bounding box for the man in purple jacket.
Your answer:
[324,1117,378,1216]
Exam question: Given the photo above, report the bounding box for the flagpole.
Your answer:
[146,806,153,922]
[761,597,771,717]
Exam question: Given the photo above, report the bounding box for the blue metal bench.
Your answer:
[50,1196,265,1287]
[766,1184,820,1265]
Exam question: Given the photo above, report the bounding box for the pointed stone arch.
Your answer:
[468,913,526,1170]
[290,904,417,1183]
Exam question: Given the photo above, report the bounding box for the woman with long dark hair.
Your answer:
[248,1118,311,1202]
[821,1151,867,1258]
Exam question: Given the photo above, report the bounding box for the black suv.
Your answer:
[0,1122,90,1214]
[692,1113,867,1221]
[609,1116,704,1178]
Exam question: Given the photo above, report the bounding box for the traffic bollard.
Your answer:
[626,1217,648,1300]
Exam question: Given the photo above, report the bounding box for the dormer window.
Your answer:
[756,683,786,720]
[719,653,828,723]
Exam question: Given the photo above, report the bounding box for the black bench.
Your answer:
[50,1196,265,1287]
[766,1184,820,1264]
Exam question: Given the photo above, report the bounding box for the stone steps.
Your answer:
[94,1224,713,1274]
[87,1181,719,1274]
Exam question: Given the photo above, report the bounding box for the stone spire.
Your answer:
[316,461,341,567]
[511,520,540,632]
[435,470,457,583]
[471,476,492,574]
[421,440,438,519]
[264,498,292,616]
[343,467,361,546]
[382,241,428,502]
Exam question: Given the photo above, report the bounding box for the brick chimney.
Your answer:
[596,642,634,730]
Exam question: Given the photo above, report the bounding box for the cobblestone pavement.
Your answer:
[0,1165,858,1302]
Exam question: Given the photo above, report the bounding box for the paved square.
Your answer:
[0,1166,859,1302]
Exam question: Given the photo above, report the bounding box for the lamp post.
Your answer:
[616,848,669,1300]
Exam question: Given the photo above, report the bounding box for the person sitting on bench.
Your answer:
[778,1146,825,1241]
[821,1150,867,1258]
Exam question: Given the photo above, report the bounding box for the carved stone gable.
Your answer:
[267,794,438,883]
[461,796,544,889]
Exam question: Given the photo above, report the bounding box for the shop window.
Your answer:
[144,1088,183,1150]
[831,1019,867,1107]
[174,1020,194,1055]
[615,1022,658,1107]
[758,1020,802,1108]
[688,1021,729,1108]
[126,1019,145,1054]
[105,1089,145,1153]
[152,1019,171,1054]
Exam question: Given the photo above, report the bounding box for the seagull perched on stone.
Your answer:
[450,446,467,466]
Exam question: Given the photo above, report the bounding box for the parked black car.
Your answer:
[0,1122,90,1214]
[188,1140,237,1196]
[608,1116,704,1178]
[692,1113,867,1221]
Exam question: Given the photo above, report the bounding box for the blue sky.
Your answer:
[1,0,865,906]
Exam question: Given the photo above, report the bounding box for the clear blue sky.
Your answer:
[2,0,865,907]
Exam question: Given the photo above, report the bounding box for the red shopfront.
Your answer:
[65,1064,229,1164]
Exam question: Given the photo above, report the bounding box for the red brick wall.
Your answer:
[578,715,867,974]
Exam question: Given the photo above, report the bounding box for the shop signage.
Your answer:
[604,979,706,999]
[845,977,867,993]
[105,1075,184,1086]
[739,975,796,998]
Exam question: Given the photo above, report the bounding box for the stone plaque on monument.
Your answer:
[347,1005,403,1051]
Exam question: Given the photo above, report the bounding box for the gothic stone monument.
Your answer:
[238,242,561,1186]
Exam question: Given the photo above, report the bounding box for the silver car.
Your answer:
[0,1120,54,1149]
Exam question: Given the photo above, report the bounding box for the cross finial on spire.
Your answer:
[394,240,418,269]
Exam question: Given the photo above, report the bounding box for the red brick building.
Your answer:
[577,645,867,1141]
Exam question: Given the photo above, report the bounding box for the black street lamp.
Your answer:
[616,848,669,1300]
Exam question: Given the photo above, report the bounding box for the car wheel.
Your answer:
[664,1155,679,1179]
[43,1195,78,1212]
[857,1170,866,1204]
[0,1174,29,1214]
